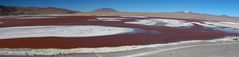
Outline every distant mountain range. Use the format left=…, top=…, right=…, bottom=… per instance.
left=92, top=8, right=118, bottom=12
left=0, top=5, right=79, bottom=15
left=1, top=5, right=237, bottom=19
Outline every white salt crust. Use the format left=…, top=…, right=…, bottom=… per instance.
left=0, top=25, right=135, bottom=39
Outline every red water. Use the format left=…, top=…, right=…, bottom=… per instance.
left=0, top=16, right=235, bottom=49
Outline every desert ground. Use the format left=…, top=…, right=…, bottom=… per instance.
left=0, top=12, right=239, bottom=57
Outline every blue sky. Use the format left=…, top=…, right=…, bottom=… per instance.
left=0, top=0, right=238, bottom=17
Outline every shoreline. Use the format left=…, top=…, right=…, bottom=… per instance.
left=0, top=36, right=238, bottom=56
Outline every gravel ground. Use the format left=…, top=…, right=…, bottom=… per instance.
left=1, top=41, right=238, bottom=57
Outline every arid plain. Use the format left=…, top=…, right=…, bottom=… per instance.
left=0, top=12, right=239, bottom=57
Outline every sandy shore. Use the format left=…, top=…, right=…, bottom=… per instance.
left=138, top=42, right=239, bottom=57
left=0, top=41, right=238, bottom=57
left=0, top=36, right=238, bottom=57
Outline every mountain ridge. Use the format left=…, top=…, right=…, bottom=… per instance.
left=0, top=5, right=79, bottom=15
left=92, top=8, right=118, bottom=12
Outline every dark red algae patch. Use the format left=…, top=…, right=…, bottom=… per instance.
left=0, top=31, right=231, bottom=49
left=0, top=16, right=97, bottom=27
left=0, top=16, right=236, bottom=49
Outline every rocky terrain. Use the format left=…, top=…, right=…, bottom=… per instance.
left=0, top=5, right=78, bottom=15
